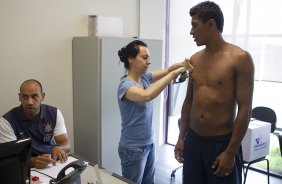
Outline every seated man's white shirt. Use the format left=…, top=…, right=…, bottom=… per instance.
left=54, top=109, right=67, bottom=136
left=0, top=109, right=67, bottom=143
left=0, top=117, right=17, bottom=142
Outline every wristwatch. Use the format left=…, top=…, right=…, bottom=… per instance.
left=54, top=144, right=63, bottom=150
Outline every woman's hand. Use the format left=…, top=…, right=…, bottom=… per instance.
left=172, top=58, right=193, bottom=84
left=172, top=67, right=187, bottom=84
left=182, top=58, right=194, bottom=73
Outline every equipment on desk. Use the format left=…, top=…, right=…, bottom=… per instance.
left=49, top=160, right=87, bottom=184
left=0, top=138, right=32, bottom=184
left=31, top=157, right=133, bottom=184
left=81, top=164, right=135, bottom=184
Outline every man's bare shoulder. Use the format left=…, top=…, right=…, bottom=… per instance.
left=226, top=43, right=252, bottom=61
left=189, top=43, right=253, bottom=66
left=190, top=49, right=204, bottom=64
left=227, top=43, right=254, bottom=78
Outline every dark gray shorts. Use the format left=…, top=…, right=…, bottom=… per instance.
left=183, top=128, right=242, bottom=184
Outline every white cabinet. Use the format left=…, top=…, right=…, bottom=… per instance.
left=72, top=36, right=163, bottom=174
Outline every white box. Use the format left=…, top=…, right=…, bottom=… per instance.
left=242, top=119, right=271, bottom=162
left=88, top=15, right=124, bottom=37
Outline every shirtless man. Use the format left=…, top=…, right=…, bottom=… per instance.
left=174, top=2, right=254, bottom=184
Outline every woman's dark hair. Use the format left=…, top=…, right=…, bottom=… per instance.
left=189, top=1, right=224, bottom=33
left=118, top=40, right=147, bottom=69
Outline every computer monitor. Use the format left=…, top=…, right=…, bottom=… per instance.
left=0, top=138, right=32, bottom=184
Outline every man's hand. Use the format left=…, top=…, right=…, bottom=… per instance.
left=212, top=151, right=235, bottom=177
left=31, top=154, right=55, bottom=169
left=51, top=145, right=68, bottom=165
left=174, top=138, right=185, bottom=163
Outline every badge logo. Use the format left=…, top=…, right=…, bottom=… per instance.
left=43, top=122, right=53, bottom=142
left=254, top=135, right=267, bottom=151
left=44, top=122, right=53, bottom=133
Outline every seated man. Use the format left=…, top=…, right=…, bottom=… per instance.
left=0, top=79, right=71, bottom=169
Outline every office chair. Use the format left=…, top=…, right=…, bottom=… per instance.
left=171, top=118, right=183, bottom=180
left=279, top=133, right=282, bottom=157
left=243, top=106, right=277, bottom=184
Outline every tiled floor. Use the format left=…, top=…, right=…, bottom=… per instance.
left=155, top=144, right=282, bottom=184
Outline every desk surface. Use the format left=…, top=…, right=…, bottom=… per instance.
left=81, top=165, right=132, bottom=184
left=30, top=155, right=134, bottom=184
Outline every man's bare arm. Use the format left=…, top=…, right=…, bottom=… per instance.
left=175, top=77, right=193, bottom=163
left=52, top=133, right=71, bottom=164
left=225, top=51, right=254, bottom=157
left=213, top=51, right=254, bottom=176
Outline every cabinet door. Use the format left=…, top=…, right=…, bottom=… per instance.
left=73, top=37, right=101, bottom=164
left=100, top=37, right=133, bottom=174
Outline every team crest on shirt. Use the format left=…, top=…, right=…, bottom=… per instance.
left=43, top=122, right=53, bottom=142
left=44, top=122, right=53, bottom=133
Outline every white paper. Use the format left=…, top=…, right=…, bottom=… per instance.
left=32, top=156, right=79, bottom=178
left=31, top=156, right=83, bottom=183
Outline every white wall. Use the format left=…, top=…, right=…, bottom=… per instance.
left=139, top=0, right=165, bottom=40
left=0, top=0, right=165, bottom=151
left=139, top=0, right=166, bottom=145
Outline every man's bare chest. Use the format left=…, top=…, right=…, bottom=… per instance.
left=191, top=58, right=235, bottom=87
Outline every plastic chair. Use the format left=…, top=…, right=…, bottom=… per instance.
left=243, top=106, right=277, bottom=184
left=170, top=118, right=183, bottom=180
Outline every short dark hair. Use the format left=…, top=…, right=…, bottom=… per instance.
left=189, top=1, right=224, bottom=33
left=20, top=79, right=43, bottom=93
left=118, top=40, right=147, bottom=69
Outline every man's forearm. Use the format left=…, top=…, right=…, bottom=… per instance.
left=225, top=117, right=249, bottom=156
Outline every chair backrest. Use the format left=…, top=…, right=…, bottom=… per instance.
left=279, top=134, right=282, bottom=157
left=251, top=106, right=277, bottom=133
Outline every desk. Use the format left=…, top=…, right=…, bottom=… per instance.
left=31, top=155, right=134, bottom=184
left=81, top=164, right=135, bottom=184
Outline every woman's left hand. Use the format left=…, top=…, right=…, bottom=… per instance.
left=182, top=58, right=194, bottom=73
